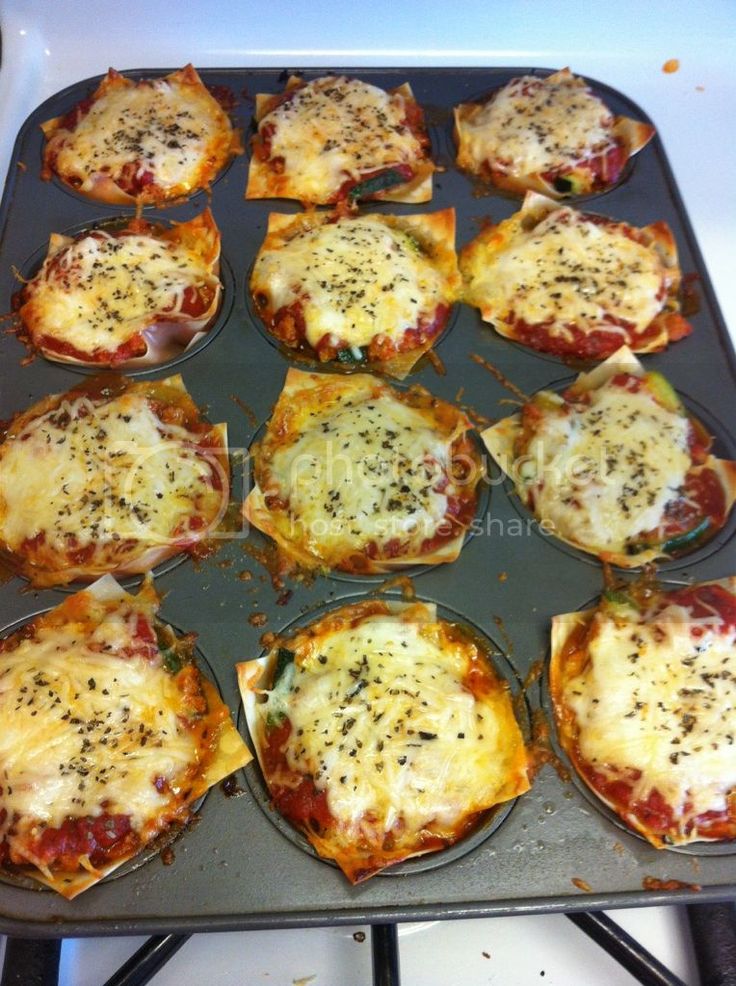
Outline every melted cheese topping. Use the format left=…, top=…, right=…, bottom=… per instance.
left=253, top=216, right=445, bottom=349
left=565, top=604, right=736, bottom=822
left=53, top=78, right=230, bottom=194
left=263, top=614, right=516, bottom=833
left=265, top=393, right=452, bottom=560
left=0, top=618, right=197, bottom=843
left=467, top=208, right=664, bottom=338
left=262, top=76, right=423, bottom=200
left=0, top=392, right=218, bottom=553
left=462, top=74, right=615, bottom=176
left=26, top=232, right=218, bottom=352
left=520, top=383, right=691, bottom=550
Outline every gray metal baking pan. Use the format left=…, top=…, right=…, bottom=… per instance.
left=0, top=67, right=734, bottom=937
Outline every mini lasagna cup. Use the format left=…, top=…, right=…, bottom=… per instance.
left=454, top=68, right=654, bottom=198
left=0, top=575, right=250, bottom=898
left=250, top=208, right=460, bottom=378
left=481, top=347, right=736, bottom=567
left=460, top=192, right=692, bottom=360
left=237, top=599, right=530, bottom=882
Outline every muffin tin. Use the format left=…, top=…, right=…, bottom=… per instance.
left=0, top=66, right=734, bottom=936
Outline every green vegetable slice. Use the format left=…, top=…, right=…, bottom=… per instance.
left=156, top=624, right=183, bottom=674
left=335, top=346, right=366, bottom=365
left=643, top=371, right=683, bottom=414
left=662, top=516, right=711, bottom=555
left=348, top=167, right=408, bottom=202
left=272, top=647, right=295, bottom=689
left=265, top=647, right=296, bottom=729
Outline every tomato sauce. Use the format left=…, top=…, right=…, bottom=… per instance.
left=419, top=491, right=477, bottom=556
left=585, top=765, right=677, bottom=834
left=38, top=332, right=147, bottom=365
left=262, top=718, right=334, bottom=833
left=270, top=301, right=306, bottom=349
left=274, top=301, right=450, bottom=365
left=31, top=813, right=135, bottom=870
left=511, top=317, right=659, bottom=360
left=400, top=99, right=430, bottom=152
left=609, top=373, right=644, bottom=393
left=665, top=583, right=736, bottom=630
left=253, top=121, right=277, bottom=162
left=177, top=284, right=215, bottom=319
left=646, top=468, right=726, bottom=545
left=58, top=95, right=95, bottom=133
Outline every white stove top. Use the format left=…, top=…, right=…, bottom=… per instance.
left=0, top=1, right=733, bottom=982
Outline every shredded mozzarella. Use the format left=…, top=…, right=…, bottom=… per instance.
left=461, top=74, right=615, bottom=176
left=0, top=392, right=219, bottom=553
left=566, top=604, right=736, bottom=823
left=0, top=617, right=196, bottom=843
left=465, top=207, right=665, bottom=336
left=253, top=216, right=445, bottom=349
left=261, top=76, right=423, bottom=201
left=266, top=393, right=453, bottom=558
left=519, top=382, right=691, bottom=550
left=262, top=614, right=519, bottom=833
left=26, top=231, right=218, bottom=352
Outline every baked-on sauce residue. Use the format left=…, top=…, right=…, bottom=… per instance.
left=530, top=708, right=570, bottom=783
left=231, top=394, right=259, bottom=428
left=375, top=574, right=416, bottom=601
left=459, top=401, right=495, bottom=430
left=241, top=540, right=288, bottom=592
left=642, top=877, right=701, bottom=893
left=189, top=501, right=246, bottom=565
left=221, top=774, right=246, bottom=798
left=680, top=272, right=701, bottom=317
left=572, top=877, right=592, bottom=892
left=426, top=348, right=446, bottom=376
left=470, top=353, right=529, bottom=402
left=0, top=553, right=17, bottom=586
left=3, top=305, right=36, bottom=366
left=492, top=614, right=514, bottom=656
left=160, top=846, right=176, bottom=866
left=523, top=659, right=543, bottom=694
left=206, top=84, right=238, bottom=112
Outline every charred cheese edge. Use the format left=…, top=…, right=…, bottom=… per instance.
left=237, top=600, right=529, bottom=881
left=454, top=68, right=654, bottom=197
left=0, top=376, right=228, bottom=586
left=481, top=347, right=736, bottom=567
left=0, top=575, right=250, bottom=898
left=250, top=208, right=459, bottom=372
left=20, top=210, right=221, bottom=366
left=460, top=193, right=683, bottom=354
left=244, top=369, right=480, bottom=573
left=550, top=578, right=736, bottom=847
left=41, top=65, right=242, bottom=205
left=246, top=75, right=434, bottom=204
